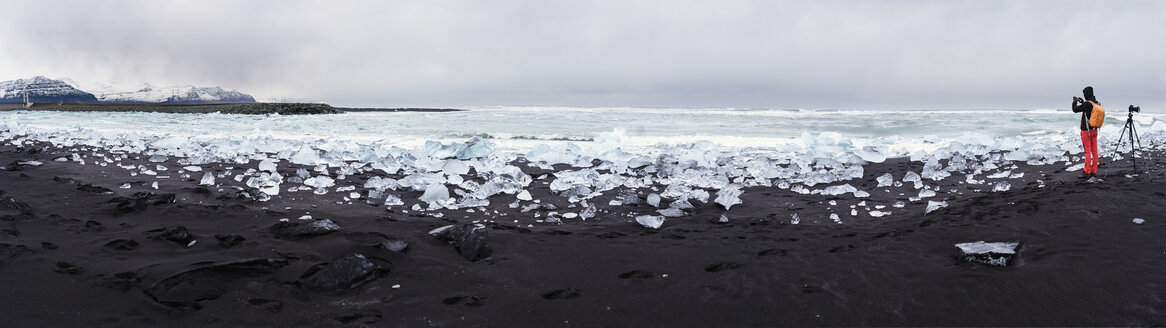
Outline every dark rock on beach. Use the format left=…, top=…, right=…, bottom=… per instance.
left=146, top=226, right=195, bottom=247
left=429, top=223, right=492, bottom=261
left=269, top=219, right=341, bottom=239
left=110, top=192, right=176, bottom=214
left=143, top=258, right=290, bottom=309
left=299, top=253, right=386, bottom=294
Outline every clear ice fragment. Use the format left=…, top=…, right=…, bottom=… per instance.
left=714, top=184, right=743, bottom=210
left=925, top=200, right=948, bottom=215
left=992, top=181, right=1011, bottom=192
left=635, top=215, right=665, bottom=229
left=199, top=172, right=215, bottom=186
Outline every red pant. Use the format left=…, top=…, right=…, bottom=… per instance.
left=1081, top=129, right=1099, bottom=174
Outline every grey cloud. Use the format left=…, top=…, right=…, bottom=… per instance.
left=1, top=0, right=1162, bottom=109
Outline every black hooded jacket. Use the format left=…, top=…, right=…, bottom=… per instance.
left=1072, top=87, right=1099, bottom=131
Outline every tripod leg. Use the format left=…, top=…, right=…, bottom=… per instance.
left=1129, top=120, right=1137, bottom=173
left=1105, top=123, right=1130, bottom=177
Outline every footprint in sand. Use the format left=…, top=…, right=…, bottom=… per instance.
left=441, top=295, right=485, bottom=306
left=618, top=270, right=657, bottom=279
left=542, top=288, right=582, bottom=300
left=333, top=311, right=382, bottom=324
left=103, top=239, right=140, bottom=251
left=705, top=262, right=743, bottom=272
left=246, top=298, right=284, bottom=313
left=757, top=248, right=787, bottom=256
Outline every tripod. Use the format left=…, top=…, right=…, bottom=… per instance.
left=1103, top=110, right=1149, bottom=178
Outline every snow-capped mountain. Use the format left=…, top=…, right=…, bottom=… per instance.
left=97, top=84, right=256, bottom=104
left=0, top=76, right=99, bottom=104
left=1, top=76, right=258, bottom=105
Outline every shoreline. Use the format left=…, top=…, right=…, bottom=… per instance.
left=1, top=137, right=1163, bottom=326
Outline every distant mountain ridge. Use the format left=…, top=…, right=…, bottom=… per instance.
left=0, top=76, right=256, bottom=105
left=0, top=76, right=98, bottom=104
left=96, top=84, right=256, bottom=104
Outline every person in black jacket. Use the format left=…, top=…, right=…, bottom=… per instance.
left=1072, top=86, right=1100, bottom=179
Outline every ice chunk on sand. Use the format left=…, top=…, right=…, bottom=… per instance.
left=182, top=166, right=202, bottom=172
left=580, top=205, right=597, bottom=220
left=902, top=171, right=923, bottom=189
left=854, top=146, right=887, bottom=163
left=869, top=210, right=890, bottom=217
left=1132, top=218, right=1145, bottom=224
left=516, top=190, right=532, bottom=201
left=258, top=159, right=277, bottom=172
left=992, top=181, right=1011, bottom=192
left=955, top=241, right=1020, bottom=266
left=790, top=213, right=800, bottom=225
left=425, top=137, right=495, bottom=159
left=657, top=208, right=686, bottom=217
left=199, top=172, right=215, bottom=186
left=925, top=200, right=948, bottom=215
left=986, top=170, right=1011, bottom=179
left=442, top=159, right=470, bottom=175
left=829, top=213, right=841, bottom=224
left=419, top=184, right=450, bottom=208
left=876, top=173, right=894, bottom=187
left=715, top=184, right=743, bottom=210
left=304, top=176, right=336, bottom=189
left=635, top=215, right=665, bottom=229
left=646, top=193, right=661, bottom=207
left=918, top=189, right=936, bottom=199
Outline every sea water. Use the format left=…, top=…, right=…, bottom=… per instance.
left=3, top=107, right=1163, bottom=155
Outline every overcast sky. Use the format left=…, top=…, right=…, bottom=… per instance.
left=2, top=0, right=1162, bottom=109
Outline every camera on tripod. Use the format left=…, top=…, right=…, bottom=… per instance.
left=1129, top=105, right=1141, bottom=113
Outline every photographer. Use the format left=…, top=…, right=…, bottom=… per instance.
left=1072, top=86, right=1102, bottom=179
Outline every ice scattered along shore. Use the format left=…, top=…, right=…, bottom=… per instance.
left=3, top=113, right=1163, bottom=225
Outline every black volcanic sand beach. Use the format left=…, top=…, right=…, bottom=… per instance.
left=1, top=141, right=1164, bottom=327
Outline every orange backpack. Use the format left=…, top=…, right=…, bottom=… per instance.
left=1088, top=101, right=1105, bottom=128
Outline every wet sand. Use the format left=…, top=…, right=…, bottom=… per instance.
left=1, top=141, right=1163, bottom=327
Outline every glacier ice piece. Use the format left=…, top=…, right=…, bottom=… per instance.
left=876, top=173, right=894, bottom=187
left=656, top=208, right=686, bottom=217
left=384, top=194, right=404, bottom=206
left=790, top=213, right=800, bottom=225
left=419, top=184, right=450, bottom=208
left=182, top=166, right=202, bottom=172
left=635, top=215, right=665, bottom=229
left=829, top=213, right=841, bottom=224
left=304, top=176, right=336, bottom=189
left=364, top=176, right=400, bottom=191
left=258, top=159, right=277, bottom=172
left=646, top=193, right=661, bottom=207
left=955, top=241, right=1020, bottom=266
left=925, top=200, right=948, bottom=215
left=516, top=190, right=532, bottom=201
left=986, top=170, right=1011, bottom=179
left=199, top=172, right=215, bottom=186
left=918, top=189, right=936, bottom=199
left=714, top=184, right=743, bottom=210
left=580, top=205, right=597, bottom=220
left=1132, top=218, right=1145, bottom=224
left=441, top=159, right=470, bottom=175
left=992, top=181, right=1010, bottom=192
left=902, top=171, right=923, bottom=189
